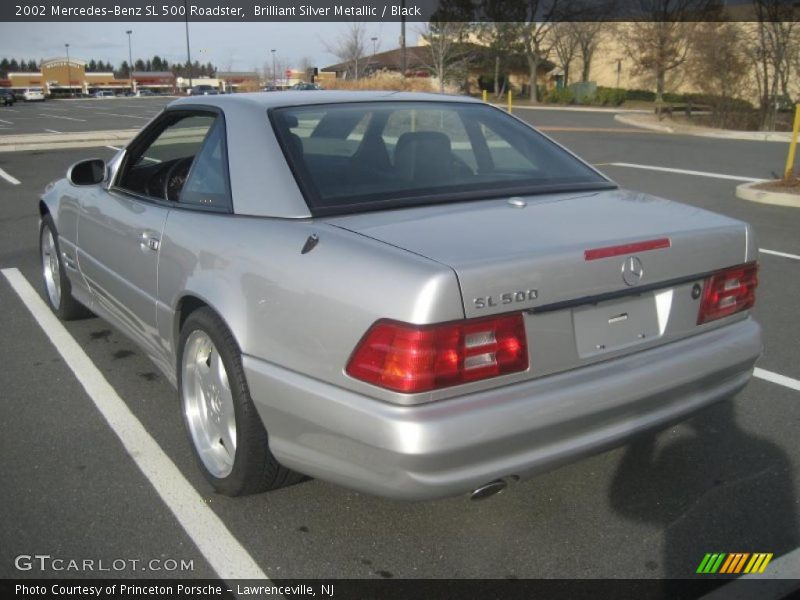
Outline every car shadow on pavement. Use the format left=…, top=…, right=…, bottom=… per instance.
left=608, top=398, right=797, bottom=589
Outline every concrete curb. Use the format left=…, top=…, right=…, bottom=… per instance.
left=491, top=104, right=650, bottom=114
left=736, top=181, right=800, bottom=208
left=613, top=114, right=674, bottom=133
left=0, top=129, right=137, bottom=153
left=615, top=114, right=793, bottom=142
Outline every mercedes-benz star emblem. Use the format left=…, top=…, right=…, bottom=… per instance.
left=622, top=256, right=644, bottom=286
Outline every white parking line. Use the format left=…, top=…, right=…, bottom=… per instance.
left=760, top=248, right=800, bottom=261
left=0, top=267, right=269, bottom=582
left=44, top=128, right=62, bottom=134
left=608, top=162, right=764, bottom=183
left=0, top=118, right=13, bottom=125
left=38, top=113, right=86, bottom=122
left=0, top=167, right=21, bottom=185
left=754, top=368, right=800, bottom=392
left=95, top=112, right=152, bottom=120
left=105, top=145, right=122, bottom=151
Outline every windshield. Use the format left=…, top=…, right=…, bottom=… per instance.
left=270, top=101, right=611, bottom=215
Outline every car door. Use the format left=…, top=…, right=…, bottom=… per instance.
left=76, top=110, right=220, bottom=360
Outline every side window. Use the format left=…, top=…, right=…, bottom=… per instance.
left=180, top=118, right=231, bottom=210
left=116, top=113, right=217, bottom=202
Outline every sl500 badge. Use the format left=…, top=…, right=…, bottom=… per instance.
left=473, top=289, right=538, bottom=309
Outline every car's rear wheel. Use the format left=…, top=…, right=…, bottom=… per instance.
left=40, top=215, right=91, bottom=320
left=178, top=307, right=302, bottom=496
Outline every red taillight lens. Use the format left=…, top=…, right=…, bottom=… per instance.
left=346, top=313, right=529, bottom=393
left=697, top=263, right=758, bottom=325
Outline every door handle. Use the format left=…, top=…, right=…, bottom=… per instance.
left=140, top=233, right=160, bottom=252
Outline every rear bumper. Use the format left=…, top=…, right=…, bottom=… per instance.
left=243, top=317, right=762, bottom=500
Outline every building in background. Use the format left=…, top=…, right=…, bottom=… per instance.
left=0, top=57, right=175, bottom=95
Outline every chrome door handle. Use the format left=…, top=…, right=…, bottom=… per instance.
left=140, top=233, right=160, bottom=251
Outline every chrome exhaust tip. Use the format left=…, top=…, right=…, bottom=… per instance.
left=470, top=479, right=507, bottom=501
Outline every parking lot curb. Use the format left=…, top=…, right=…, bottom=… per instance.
left=615, top=114, right=793, bottom=142
left=614, top=114, right=675, bottom=133
left=0, top=129, right=137, bottom=152
left=736, top=181, right=800, bottom=208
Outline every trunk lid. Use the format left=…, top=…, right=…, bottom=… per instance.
left=326, top=189, right=748, bottom=319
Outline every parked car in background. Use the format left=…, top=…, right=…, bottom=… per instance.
left=189, top=85, right=220, bottom=96
left=261, top=84, right=280, bottom=92
left=22, top=88, right=45, bottom=101
left=91, top=90, right=116, bottom=98
left=291, top=82, right=323, bottom=90
left=136, top=89, right=156, bottom=97
left=39, top=92, right=762, bottom=501
left=0, top=89, right=16, bottom=105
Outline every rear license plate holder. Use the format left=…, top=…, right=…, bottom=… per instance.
left=573, top=293, right=662, bottom=358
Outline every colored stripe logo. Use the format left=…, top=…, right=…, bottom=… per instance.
left=696, top=552, right=773, bottom=574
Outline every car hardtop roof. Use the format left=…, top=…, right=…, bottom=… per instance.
left=167, top=90, right=483, bottom=112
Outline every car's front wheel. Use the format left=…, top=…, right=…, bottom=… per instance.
left=40, top=215, right=91, bottom=320
left=178, top=307, right=302, bottom=496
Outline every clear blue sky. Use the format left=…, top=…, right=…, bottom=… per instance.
left=0, top=21, right=416, bottom=72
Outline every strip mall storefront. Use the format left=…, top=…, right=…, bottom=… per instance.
left=0, top=58, right=175, bottom=95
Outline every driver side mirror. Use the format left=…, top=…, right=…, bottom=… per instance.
left=67, top=158, right=106, bottom=186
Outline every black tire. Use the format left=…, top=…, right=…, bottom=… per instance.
left=177, top=307, right=303, bottom=496
left=39, top=215, right=92, bottom=321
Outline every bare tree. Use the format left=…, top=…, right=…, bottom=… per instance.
left=573, top=22, right=609, bottom=82
left=477, top=1, right=526, bottom=98
left=420, top=21, right=471, bottom=92
left=298, top=56, right=314, bottom=81
left=743, top=0, right=797, bottom=130
left=519, top=0, right=564, bottom=103
left=323, top=22, right=367, bottom=80
left=551, top=22, right=580, bottom=86
left=619, top=0, right=717, bottom=115
left=688, top=22, right=749, bottom=127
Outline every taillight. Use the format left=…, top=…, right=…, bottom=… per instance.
left=697, top=263, right=758, bottom=325
left=346, top=313, right=528, bottom=393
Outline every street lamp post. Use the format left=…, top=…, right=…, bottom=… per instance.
left=126, top=30, right=134, bottom=94
left=65, top=43, right=71, bottom=97
left=184, top=0, right=193, bottom=92
left=271, top=49, right=276, bottom=86
left=370, top=36, right=378, bottom=75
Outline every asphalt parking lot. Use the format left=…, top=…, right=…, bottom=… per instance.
left=0, top=96, right=171, bottom=134
left=0, top=99, right=798, bottom=590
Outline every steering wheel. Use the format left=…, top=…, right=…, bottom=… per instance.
left=163, top=157, right=194, bottom=201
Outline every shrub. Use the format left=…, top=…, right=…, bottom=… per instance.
left=545, top=87, right=575, bottom=104
left=595, top=87, right=626, bottom=106
left=625, top=88, right=656, bottom=102
left=323, top=72, right=436, bottom=93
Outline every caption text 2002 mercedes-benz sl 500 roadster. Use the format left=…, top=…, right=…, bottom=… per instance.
left=39, top=92, right=761, bottom=500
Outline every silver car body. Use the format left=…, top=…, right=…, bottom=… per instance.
left=40, top=92, right=762, bottom=500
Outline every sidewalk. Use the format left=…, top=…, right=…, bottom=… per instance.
left=0, top=129, right=138, bottom=152
left=615, top=113, right=793, bottom=143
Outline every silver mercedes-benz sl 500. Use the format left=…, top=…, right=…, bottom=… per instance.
left=39, top=91, right=762, bottom=500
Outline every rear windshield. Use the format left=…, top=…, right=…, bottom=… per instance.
left=270, top=101, right=611, bottom=215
